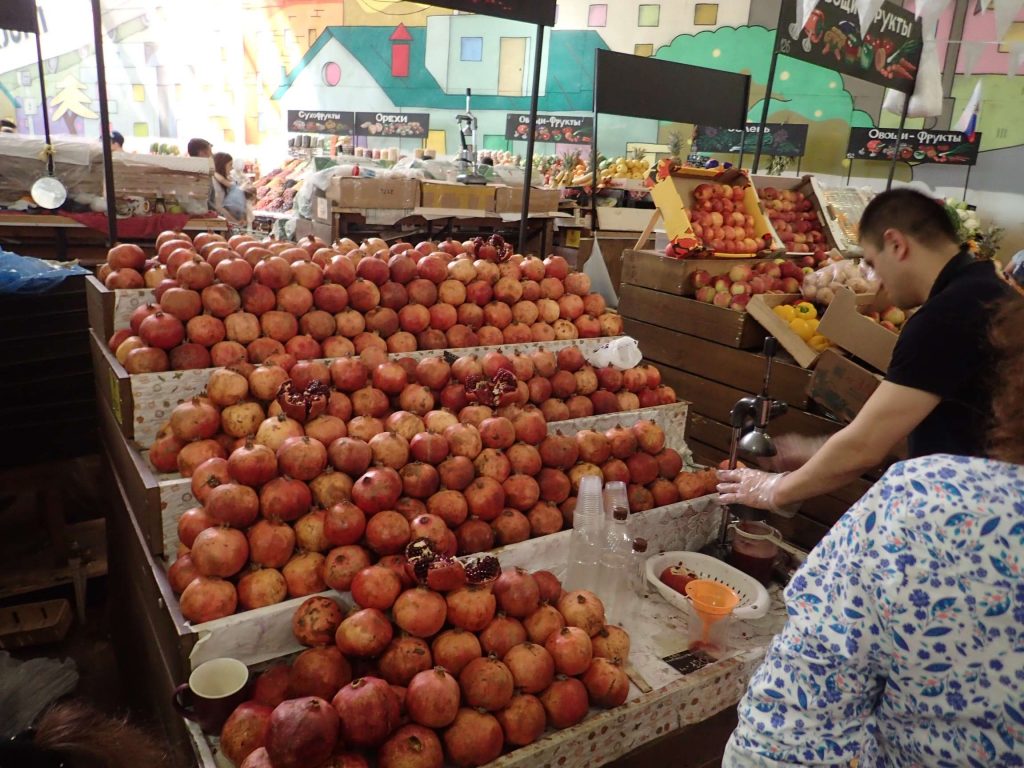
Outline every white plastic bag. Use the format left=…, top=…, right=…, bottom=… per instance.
left=583, top=237, right=619, bottom=309
left=584, top=336, right=642, bottom=370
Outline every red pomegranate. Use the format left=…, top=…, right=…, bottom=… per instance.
left=351, top=566, right=402, bottom=611
left=592, top=625, right=631, bottom=662
left=258, top=476, right=312, bottom=523
left=496, top=693, right=546, bottom=747
left=557, top=590, right=606, bottom=636
left=323, top=545, right=372, bottom=592
left=540, top=675, right=589, bottom=729
left=179, top=576, right=237, bottom=623
left=405, top=667, right=460, bottom=729
left=583, top=657, right=629, bottom=707
left=393, top=587, right=447, bottom=638
left=503, top=641, right=555, bottom=694
left=288, top=645, right=353, bottom=701
left=266, top=697, right=339, bottom=768
left=282, top=552, right=328, bottom=597
left=545, top=625, right=594, bottom=676
left=247, top=520, right=296, bottom=569
left=458, top=656, right=514, bottom=712
left=454, top=519, right=494, bottom=556
left=431, top=629, right=482, bottom=677
left=444, top=585, right=497, bottom=633
left=378, top=724, right=444, bottom=768
left=335, top=608, right=393, bottom=658
left=479, top=614, right=527, bottom=659
left=220, top=701, right=273, bottom=767
left=331, top=677, right=401, bottom=749
left=492, top=567, right=541, bottom=618
left=323, top=501, right=366, bottom=547
left=523, top=603, right=565, bottom=645
left=251, top=665, right=291, bottom=709
left=378, top=636, right=432, bottom=686
left=443, top=708, right=503, bottom=768
left=191, top=526, right=248, bottom=578
left=351, top=466, right=403, bottom=515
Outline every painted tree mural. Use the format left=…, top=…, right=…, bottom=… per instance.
left=50, top=74, right=97, bottom=134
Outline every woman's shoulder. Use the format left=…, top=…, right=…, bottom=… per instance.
left=882, top=453, right=1023, bottom=491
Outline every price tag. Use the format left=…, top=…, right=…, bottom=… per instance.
left=662, top=648, right=715, bottom=676
left=566, top=229, right=581, bottom=248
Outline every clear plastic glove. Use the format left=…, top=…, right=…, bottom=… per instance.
left=716, top=469, right=800, bottom=517
left=766, top=433, right=828, bottom=472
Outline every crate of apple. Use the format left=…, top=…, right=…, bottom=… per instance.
left=690, top=260, right=808, bottom=313
left=689, top=183, right=768, bottom=255
left=760, top=187, right=826, bottom=254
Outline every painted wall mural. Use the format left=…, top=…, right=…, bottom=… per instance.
left=1, top=0, right=1024, bottom=249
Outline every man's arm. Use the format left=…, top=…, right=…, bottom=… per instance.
left=719, top=382, right=938, bottom=511
left=772, top=381, right=938, bottom=506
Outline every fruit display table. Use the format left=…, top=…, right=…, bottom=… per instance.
left=177, top=515, right=787, bottom=768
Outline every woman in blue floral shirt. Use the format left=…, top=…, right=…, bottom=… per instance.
left=725, top=296, right=1024, bottom=767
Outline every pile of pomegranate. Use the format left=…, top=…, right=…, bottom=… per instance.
left=101, top=232, right=625, bottom=374
left=218, top=563, right=632, bottom=768
left=165, top=352, right=690, bottom=622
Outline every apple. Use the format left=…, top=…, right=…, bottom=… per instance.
left=880, top=320, right=898, bottom=332
left=712, top=291, right=732, bottom=308
left=695, top=285, right=717, bottom=303
left=728, top=265, right=752, bottom=283
left=729, top=294, right=751, bottom=311
left=881, top=307, right=906, bottom=326
left=660, top=564, right=697, bottom=595
left=713, top=276, right=731, bottom=293
left=730, top=281, right=751, bottom=296
left=749, top=276, right=768, bottom=294
left=802, top=267, right=814, bottom=275
left=691, top=270, right=713, bottom=290
left=780, top=277, right=801, bottom=293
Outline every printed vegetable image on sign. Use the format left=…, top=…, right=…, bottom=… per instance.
left=846, top=127, right=982, bottom=165
left=504, top=114, right=594, bottom=145
left=355, top=112, right=430, bottom=138
left=694, top=124, right=808, bottom=157
left=777, top=0, right=922, bottom=94
left=287, top=110, right=355, bottom=135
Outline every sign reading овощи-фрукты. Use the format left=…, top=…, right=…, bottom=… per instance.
left=777, top=0, right=923, bottom=94
left=846, top=127, right=982, bottom=165
left=504, top=114, right=594, bottom=145
left=287, top=110, right=355, bottom=135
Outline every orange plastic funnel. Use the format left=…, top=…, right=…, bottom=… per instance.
left=685, top=579, right=739, bottom=647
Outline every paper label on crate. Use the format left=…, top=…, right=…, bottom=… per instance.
left=662, top=648, right=717, bottom=676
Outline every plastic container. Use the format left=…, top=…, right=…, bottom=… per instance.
left=596, top=505, right=632, bottom=624
left=645, top=551, right=770, bottom=620
left=728, top=520, right=781, bottom=585
left=632, top=537, right=650, bottom=598
left=603, top=481, right=628, bottom=530
left=685, top=579, right=739, bottom=657
left=564, top=475, right=604, bottom=591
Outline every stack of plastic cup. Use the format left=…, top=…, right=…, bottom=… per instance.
left=564, top=475, right=605, bottom=591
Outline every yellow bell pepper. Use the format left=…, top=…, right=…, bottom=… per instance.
left=808, top=334, right=831, bottom=352
left=794, top=302, right=818, bottom=320
left=773, top=304, right=797, bottom=322
left=789, top=318, right=815, bottom=341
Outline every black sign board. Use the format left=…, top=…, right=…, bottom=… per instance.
left=594, top=50, right=750, bottom=127
left=846, top=127, right=982, bottom=165
left=777, top=0, right=922, bottom=94
left=355, top=111, right=430, bottom=138
left=287, top=110, right=355, bottom=135
left=695, top=123, right=808, bottom=157
left=505, top=114, right=593, bottom=144
left=0, top=0, right=38, bottom=33
left=423, top=0, right=556, bottom=26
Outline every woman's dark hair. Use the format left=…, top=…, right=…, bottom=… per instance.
left=858, top=188, right=959, bottom=249
left=213, top=151, right=233, bottom=177
left=989, top=297, right=1024, bottom=465
left=187, top=137, right=212, bottom=157
left=0, top=701, right=168, bottom=768
left=110, top=131, right=124, bottom=147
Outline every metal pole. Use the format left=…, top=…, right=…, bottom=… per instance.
left=846, top=159, right=853, bottom=185
left=590, top=49, right=600, bottom=234
left=886, top=96, right=911, bottom=190
left=91, top=0, right=118, bottom=244
left=752, top=12, right=784, bottom=174
left=518, top=24, right=546, bottom=253
left=32, top=32, right=54, bottom=176
left=962, top=164, right=972, bottom=201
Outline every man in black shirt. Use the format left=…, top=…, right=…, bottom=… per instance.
left=719, top=188, right=1017, bottom=513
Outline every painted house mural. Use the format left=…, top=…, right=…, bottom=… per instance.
left=2, top=0, right=1024, bottom=248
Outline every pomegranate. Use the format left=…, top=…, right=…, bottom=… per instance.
left=591, top=625, right=631, bottom=663
left=237, top=566, right=287, bottom=610
left=149, top=431, right=184, bottom=473
left=398, top=667, right=460, bottom=731
left=190, top=458, right=230, bottom=505
left=323, top=545, right=372, bottom=592
left=616, top=390, right=640, bottom=411
left=248, top=520, right=296, bottom=568
left=259, top=476, right=312, bottom=523
left=282, top=551, right=327, bottom=597
left=491, top=508, right=530, bottom=546
left=276, top=436, right=328, bottom=481
left=540, top=675, right=589, bottom=729
left=539, top=398, right=570, bottom=422
left=389, top=588, right=444, bottom=640
left=180, top=576, right=237, bottom=623
left=583, top=657, right=629, bottom=707
left=352, top=467, right=403, bottom=515
left=378, top=724, right=444, bottom=768
left=168, top=554, right=199, bottom=594
left=176, top=439, right=226, bottom=477
left=479, top=614, right=527, bottom=658
left=431, top=629, right=482, bottom=677
left=528, top=501, right=563, bottom=537
left=347, top=415, right=384, bottom=443
left=454, top=519, right=494, bottom=555
left=445, top=585, right=496, bottom=633
left=463, top=476, right=504, bottom=522
left=252, top=665, right=291, bottom=708
left=266, top=697, right=339, bottom=768
left=288, top=645, right=353, bottom=701
left=369, top=432, right=410, bottom=470
left=105, top=268, right=145, bottom=289
left=492, top=568, right=541, bottom=618
left=294, top=509, right=330, bottom=553
left=540, top=432, right=579, bottom=470
left=351, top=566, right=402, bottom=611
left=626, top=452, right=659, bottom=485
left=537, top=467, right=571, bottom=504
left=225, top=440, right=276, bottom=487
left=379, top=636, right=432, bottom=686
left=365, top=511, right=411, bottom=555
left=443, top=708, right=503, bottom=768
left=523, top=603, right=565, bottom=645
left=458, top=656, right=513, bottom=712
left=205, top=483, right=259, bottom=528
left=650, top=477, right=681, bottom=506
left=545, top=626, right=593, bottom=676
left=423, top=490, right=467, bottom=529
left=221, top=702, right=273, bottom=767
left=568, top=462, right=603, bottom=493
left=332, top=677, right=401, bottom=749
left=471, top=449, right=509, bottom=484
left=532, top=570, right=562, bottom=604
left=255, top=414, right=304, bottom=453
left=627, top=483, right=655, bottom=513
left=497, top=693, right=546, bottom=748
left=633, top=419, right=666, bottom=454
left=335, top=608, right=393, bottom=658
left=503, top=642, right=554, bottom=695
left=321, top=501, right=364, bottom=547
left=190, top=526, right=248, bottom=578
left=557, top=590, right=606, bottom=636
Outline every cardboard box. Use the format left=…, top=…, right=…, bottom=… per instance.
left=618, top=284, right=766, bottom=349
left=419, top=181, right=496, bottom=212
left=327, top=176, right=420, bottom=209
left=494, top=185, right=561, bottom=214
left=817, top=287, right=898, bottom=372
left=749, top=174, right=841, bottom=256
left=596, top=207, right=656, bottom=232
left=808, top=348, right=881, bottom=423
left=746, top=293, right=820, bottom=368
left=641, top=167, right=785, bottom=256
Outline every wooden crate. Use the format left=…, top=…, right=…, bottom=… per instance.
left=621, top=249, right=794, bottom=297
left=0, top=599, right=73, bottom=649
left=619, top=284, right=766, bottom=349
left=85, top=274, right=154, bottom=344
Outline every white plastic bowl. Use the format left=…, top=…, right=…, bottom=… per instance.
left=645, top=551, right=771, bottom=620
